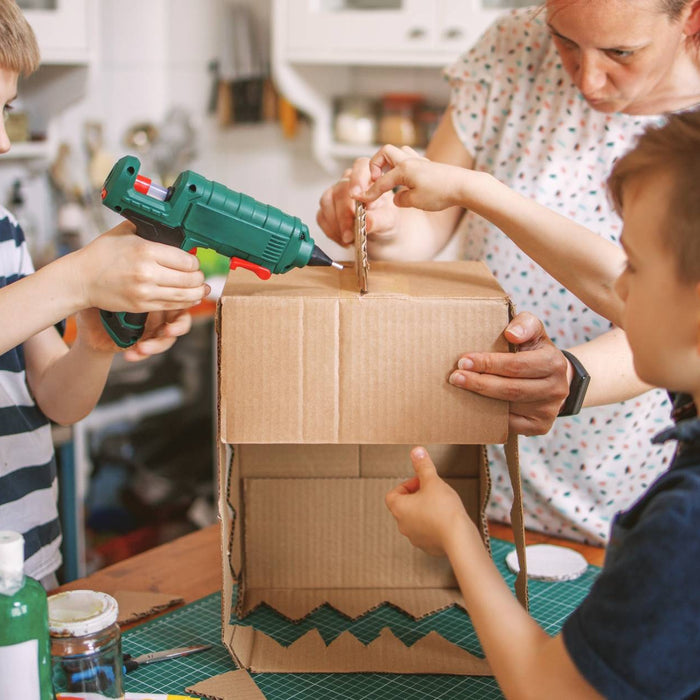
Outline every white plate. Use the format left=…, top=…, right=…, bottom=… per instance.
left=506, top=544, right=588, bottom=582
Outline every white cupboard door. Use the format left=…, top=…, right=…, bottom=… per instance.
left=286, top=0, right=435, bottom=61
left=19, top=0, right=89, bottom=64
left=437, top=0, right=495, bottom=55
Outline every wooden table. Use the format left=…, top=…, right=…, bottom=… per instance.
left=54, top=521, right=604, bottom=627
left=53, top=524, right=221, bottom=629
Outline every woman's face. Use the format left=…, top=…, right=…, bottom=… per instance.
left=546, top=0, right=693, bottom=113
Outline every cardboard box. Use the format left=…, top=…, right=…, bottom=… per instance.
left=217, top=261, right=527, bottom=676
left=219, top=261, right=510, bottom=444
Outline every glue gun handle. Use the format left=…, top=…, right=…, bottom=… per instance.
left=99, top=309, right=148, bottom=349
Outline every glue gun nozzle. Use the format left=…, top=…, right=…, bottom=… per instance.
left=308, top=244, right=342, bottom=270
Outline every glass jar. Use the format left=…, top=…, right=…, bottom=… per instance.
left=378, top=93, right=425, bottom=147
left=48, top=590, right=123, bottom=699
left=334, top=95, right=378, bottom=146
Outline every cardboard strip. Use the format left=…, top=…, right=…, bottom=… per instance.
left=239, top=626, right=491, bottom=675
left=505, top=432, right=529, bottom=609
left=354, top=201, right=369, bottom=294
left=503, top=299, right=528, bottom=609
left=243, top=588, right=465, bottom=621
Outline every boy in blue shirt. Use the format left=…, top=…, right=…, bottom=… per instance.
left=0, top=0, right=208, bottom=586
left=366, top=112, right=700, bottom=698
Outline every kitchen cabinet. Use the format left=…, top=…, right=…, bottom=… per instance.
left=18, top=0, right=91, bottom=65
left=283, top=0, right=496, bottom=66
left=2, top=1, right=94, bottom=165
left=272, top=0, right=526, bottom=171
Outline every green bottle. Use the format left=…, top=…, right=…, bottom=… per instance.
left=0, top=531, right=54, bottom=699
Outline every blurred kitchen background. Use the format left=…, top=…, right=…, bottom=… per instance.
left=7, top=0, right=530, bottom=581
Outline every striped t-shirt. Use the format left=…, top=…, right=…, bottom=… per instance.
left=0, top=206, right=62, bottom=580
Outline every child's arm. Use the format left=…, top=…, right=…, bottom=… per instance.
left=3, top=221, right=207, bottom=424
left=24, top=308, right=192, bottom=425
left=359, top=145, right=626, bottom=327
left=0, top=221, right=206, bottom=356
left=386, top=447, right=603, bottom=700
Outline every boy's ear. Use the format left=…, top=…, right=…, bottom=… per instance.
left=685, top=0, right=700, bottom=37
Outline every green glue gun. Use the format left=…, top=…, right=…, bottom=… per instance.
left=100, top=155, right=342, bottom=348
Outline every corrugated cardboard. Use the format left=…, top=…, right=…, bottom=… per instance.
left=219, top=262, right=510, bottom=444
left=217, top=261, right=527, bottom=677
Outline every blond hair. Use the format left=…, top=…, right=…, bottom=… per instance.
left=608, top=109, right=700, bottom=284
left=0, top=0, right=39, bottom=77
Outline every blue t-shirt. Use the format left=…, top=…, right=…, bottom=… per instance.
left=563, top=399, right=700, bottom=699
left=0, top=207, right=62, bottom=579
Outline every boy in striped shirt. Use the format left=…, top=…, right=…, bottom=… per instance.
left=0, top=0, right=208, bottom=587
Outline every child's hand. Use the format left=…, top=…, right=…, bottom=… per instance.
left=358, top=145, right=467, bottom=212
left=70, top=221, right=208, bottom=312
left=75, top=307, right=194, bottom=361
left=121, top=308, right=193, bottom=361
left=385, top=446, right=473, bottom=557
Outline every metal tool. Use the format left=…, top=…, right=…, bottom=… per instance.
left=354, top=200, right=369, bottom=294
left=123, top=643, right=213, bottom=673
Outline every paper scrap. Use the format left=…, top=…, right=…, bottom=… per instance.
left=114, top=590, right=184, bottom=625
left=187, top=669, right=264, bottom=700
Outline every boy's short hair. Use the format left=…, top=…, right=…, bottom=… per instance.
left=0, top=0, right=40, bottom=77
left=608, top=109, right=700, bottom=285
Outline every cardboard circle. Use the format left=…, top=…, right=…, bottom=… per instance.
left=506, top=544, right=588, bottom=582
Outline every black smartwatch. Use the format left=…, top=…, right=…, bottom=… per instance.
left=558, top=350, right=591, bottom=417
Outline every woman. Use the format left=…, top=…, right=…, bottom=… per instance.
left=316, top=0, right=700, bottom=544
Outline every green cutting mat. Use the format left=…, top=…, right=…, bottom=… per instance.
left=123, top=539, right=600, bottom=699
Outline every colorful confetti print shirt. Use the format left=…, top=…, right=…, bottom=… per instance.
left=445, top=8, right=674, bottom=544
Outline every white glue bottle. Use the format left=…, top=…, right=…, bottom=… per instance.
left=0, top=530, right=54, bottom=699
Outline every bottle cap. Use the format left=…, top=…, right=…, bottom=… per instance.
left=0, top=530, right=24, bottom=576
left=48, top=590, right=119, bottom=637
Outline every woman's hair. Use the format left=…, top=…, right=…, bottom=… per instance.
left=659, top=0, right=700, bottom=46
left=608, top=109, right=700, bottom=284
left=659, top=0, right=693, bottom=19
left=0, top=0, right=40, bottom=77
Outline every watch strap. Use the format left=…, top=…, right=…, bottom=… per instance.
left=559, top=350, right=591, bottom=417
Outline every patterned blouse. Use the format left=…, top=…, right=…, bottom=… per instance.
left=445, top=7, right=674, bottom=544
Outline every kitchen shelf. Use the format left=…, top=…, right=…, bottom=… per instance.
left=4, top=142, right=51, bottom=161
left=272, top=0, right=508, bottom=172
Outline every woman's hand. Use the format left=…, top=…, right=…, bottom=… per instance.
left=448, top=312, right=570, bottom=436
left=316, top=159, right=401, bottom=246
